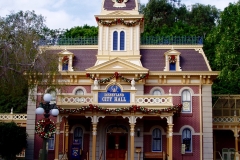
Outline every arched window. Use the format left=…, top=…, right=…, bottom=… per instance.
left=113, top=31, right=118, bottom=50
left=112, top=30, right=125, bottom=51
left=74, top=127, right=83, bottom=147
left=182, top=128, right=192, bottom=152
left=75, top=89, right=84, bottom=95
left=152, top=128, right=162, bottom=151
left=181, top=89, right=191, bottom=112
left=120, top=31, right=125, bottom=50
left=48, top=90, right=56, bottom=101
left=153, top=89, right=161, bottom=95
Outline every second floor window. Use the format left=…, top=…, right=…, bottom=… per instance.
left=182, top=89, right=191, bottom=113
left=113, top=30, right=125, bottom=51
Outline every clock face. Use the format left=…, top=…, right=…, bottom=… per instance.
left=182, top=102, right=191, bottom=112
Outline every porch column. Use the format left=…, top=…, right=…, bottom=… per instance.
left=164, top=115, right=173, bottom=160
left=234, top=126, right=239, bottom=159
left=166, top=129, right=169, bottom=156
left=123, top=115, right=142, bottom=160
left=63, top=120, right=69, bottom=160
left=54, top=122, right=61, bottom=160
left=86, top=115, right=104, bottom=160
left=168, top=124, right=174, bottom=160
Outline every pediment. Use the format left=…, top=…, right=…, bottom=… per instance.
left=58, top=49, right=74, bottom=56
left=86, top=58, right=148, bottom=74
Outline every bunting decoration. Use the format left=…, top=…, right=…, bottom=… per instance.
left=86, top=72, right=149, bottom=83
left=95, top=17, right=144, bottom=27
left=57, top=104, right=182, bottom=114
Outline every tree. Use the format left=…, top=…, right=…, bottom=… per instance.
left=204, top=1, right=240, bottom=94
left=0, top=11, right=60, bottom=113
left=141, top=0, right=220, bottom=36
left=62, top=24, right=98, bottom=38
left=0, top=122, right=28, bottom=160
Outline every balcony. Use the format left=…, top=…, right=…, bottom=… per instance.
left=57, top=94, right=173, bottom=109
left=213, top=95, right=240, bottom=124
left=0, top=113, right=27, bottom=127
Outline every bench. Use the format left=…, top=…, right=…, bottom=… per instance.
left=144, top=152, right=166, bottom=160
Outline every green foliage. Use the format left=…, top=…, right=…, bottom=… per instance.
left=0, top=11, right=61, bottom=112
left=205, top=1, right=240, bottom=94
left=141, top=0, right=220, bottom=36
left=0, top=122, right=28, bottom=160
left=62, top=24, right=98, bottom=38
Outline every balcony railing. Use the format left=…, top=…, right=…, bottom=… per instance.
left=57, top=94, right=173, bottom=108
left=0, top=113, right=27, bottom=121
left=39, top=36, right=203, bottom=46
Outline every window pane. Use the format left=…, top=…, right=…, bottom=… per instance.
left=152, top=128, right=161, bottom=151
left=153, top=90, right=161, bottom=95
left=74, top=127, right=83, bottom=146
left=113, top=31, right=118, bottom=50
left=170, top=63, right=176, bottom=71
left=182, top=129, right=191, bottom=152
left=182, top=90, right=190, bottom=101
left=48, top=135, right=54, bottom=150
left=75, top=89, right=84, bottom=95
left=120, top=31, right=125, bottom=50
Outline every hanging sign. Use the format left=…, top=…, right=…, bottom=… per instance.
left=181, top=144, right=186, bottom=154
left=98, top=85, right=130, bottom=103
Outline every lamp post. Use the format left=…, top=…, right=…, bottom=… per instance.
left=35, top=93, right=59, bottom=160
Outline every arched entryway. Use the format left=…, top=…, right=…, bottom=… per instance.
left=106, top=124, right=128, bottom=160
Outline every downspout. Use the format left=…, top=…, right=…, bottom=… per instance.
left=200, top=75, right=203, bottom=160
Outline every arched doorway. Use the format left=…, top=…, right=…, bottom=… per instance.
left=106, top=124, right=128, bottom=160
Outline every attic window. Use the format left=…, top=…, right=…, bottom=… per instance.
left=58, top=50, right=74, bottom=71
left=164, top=50, right=182, bottom=71
left=62, top=56, right=69, bottom=70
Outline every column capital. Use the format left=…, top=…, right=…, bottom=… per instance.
left=161, top=115, right=173, bottom=124
left=123, top=115, right=142, bottom=124
left=86, top=115, right=105, bottom=124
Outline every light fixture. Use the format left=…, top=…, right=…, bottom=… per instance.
left=35, top=93, right=59, bottom=160
left=137, top=128, right=140, bottom=137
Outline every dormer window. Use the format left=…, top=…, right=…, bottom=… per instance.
left=169, top=55, right=176, bottom=71
left=58, top=50, right=74, bottom=71
left=164, top=49, right=182, bottom=71
left=113, top=30, right=125, bottom=51
left=62, top=56, right=69, bottom=70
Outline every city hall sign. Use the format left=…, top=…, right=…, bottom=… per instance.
left=98, top=85, right=130, bottom=103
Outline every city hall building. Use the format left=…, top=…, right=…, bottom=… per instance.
left=25, top=0, right=219, bottom=160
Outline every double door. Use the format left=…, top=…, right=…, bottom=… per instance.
left=106, top=133, right=128, bottom=160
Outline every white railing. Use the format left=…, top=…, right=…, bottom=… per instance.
left=135, top=95, right=172, bottom=105
left=0, top=113, right=27, bottom=121
left=213, top=116, right=237, bottom=123
left=58, top=95, right=93, bottom=104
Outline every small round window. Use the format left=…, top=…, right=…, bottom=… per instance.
left=153, top=89, right=161, bottom=95
left=75, top=89, right=84, bottom=95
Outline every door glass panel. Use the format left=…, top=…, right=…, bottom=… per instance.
left=119, top=135, right=126, bottom=149
left=108, top=135, right=115, bottom=149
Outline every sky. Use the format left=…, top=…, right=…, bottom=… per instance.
left=0, top=0, right=237, bottom=30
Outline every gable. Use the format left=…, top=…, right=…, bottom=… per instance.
left=86, top=58, right=148, bottom=73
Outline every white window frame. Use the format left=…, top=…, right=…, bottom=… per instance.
left=112, top=29, right=126, bottom=51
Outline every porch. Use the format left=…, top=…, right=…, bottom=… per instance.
left=213, top=95, right=240, bottom=160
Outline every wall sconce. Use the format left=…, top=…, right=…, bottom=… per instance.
left=137, top=128, right=140, bottom=137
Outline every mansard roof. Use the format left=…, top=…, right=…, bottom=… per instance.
left=140, top=49, right=210, bottom=71
left=47, top=47, right=210, bottom=72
